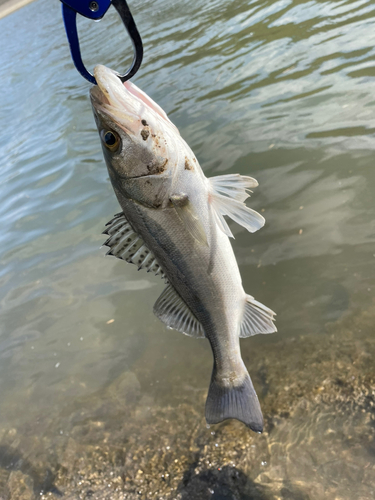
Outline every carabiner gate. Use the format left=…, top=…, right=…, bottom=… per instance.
left=61, top=0, right=143, bottom=85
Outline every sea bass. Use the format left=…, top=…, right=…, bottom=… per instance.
left=90, top=65, right=276, bottom=432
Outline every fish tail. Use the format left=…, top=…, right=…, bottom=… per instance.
left=205, top=364, right=263, bottom=433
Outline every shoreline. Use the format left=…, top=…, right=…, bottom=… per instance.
left=0, top=0, right=36, bottom=20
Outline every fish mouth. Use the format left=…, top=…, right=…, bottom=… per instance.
left=90, top=65, right=178, bottom=135
left=90, top=66, right=138, bottom=135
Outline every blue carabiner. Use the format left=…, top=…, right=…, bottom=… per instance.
left=61, top=0, right=143, bottom=85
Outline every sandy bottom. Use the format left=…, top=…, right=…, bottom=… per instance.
left=0, top=0, right=35, bottom=20
left=0, top=301, right=374, bottom=499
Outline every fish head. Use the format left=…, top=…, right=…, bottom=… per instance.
left=90, top=65, right=179, bottom=187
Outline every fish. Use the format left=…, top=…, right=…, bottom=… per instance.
left=90, top=65, right=277, bottom=432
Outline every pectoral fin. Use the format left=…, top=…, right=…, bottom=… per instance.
left=103, top=213, right=166, bottom=279
left=240, top=294, right=277, bottom=337
left=209, top=174, right=258, bottom=201
left=208, top=174, right=265, bottom=238
left=153, top=284, right=205, bottom=338
left=170, top=193, right=208, bottom=246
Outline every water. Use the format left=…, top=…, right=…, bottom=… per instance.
left=0, top=0, right=374, bottom=498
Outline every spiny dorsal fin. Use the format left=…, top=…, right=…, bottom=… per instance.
left=208, top=174, right=265, bottom=238
left=153, top=284, right=205, bottom=338
left=240, top=294, right=277, bottom=338
left=103, top=213, right=166, bottom=279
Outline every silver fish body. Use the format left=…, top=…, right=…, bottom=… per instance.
left=91, top=65, right=276, bottom=432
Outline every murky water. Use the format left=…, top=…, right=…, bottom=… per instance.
left=0, top=0, right=374, bottom=498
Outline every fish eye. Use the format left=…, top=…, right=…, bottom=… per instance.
left=101, top=130, right=120, bottom=151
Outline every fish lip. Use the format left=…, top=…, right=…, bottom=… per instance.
left=91, top=64, right=179, bottom=135
left=90, top=84, right=109, bottom=107
left=90, top=65, right=142, bottom=135
left=90, top=84, right=136, bottom=136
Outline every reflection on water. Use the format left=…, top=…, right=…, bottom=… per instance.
left=0, top=0, right=374, bottom=498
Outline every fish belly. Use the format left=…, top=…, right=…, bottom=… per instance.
left=119, top=195, right=243, bottom=331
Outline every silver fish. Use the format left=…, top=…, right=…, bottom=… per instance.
left=90, top=65, right=276, bottom=432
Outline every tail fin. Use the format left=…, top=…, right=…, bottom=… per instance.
left=205, top=367, right=263, bottom=433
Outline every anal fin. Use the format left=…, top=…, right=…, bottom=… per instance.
left=153, top=284, right=205, bottom=338
left=240, top=295, right=277, bottom=337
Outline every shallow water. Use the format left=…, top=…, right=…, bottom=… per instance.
left=0, top=0, right=374, bottom=498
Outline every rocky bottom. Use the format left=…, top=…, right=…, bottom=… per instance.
left=0, top=303, right=374, bottom=500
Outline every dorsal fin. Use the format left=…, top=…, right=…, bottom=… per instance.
left=153, top=284, right=205, bottom=338
left=208, top=174, right=265, bottom=238
left=240, top=295, right=277, bottom=337
left=103, top=213, right=166, bottom=279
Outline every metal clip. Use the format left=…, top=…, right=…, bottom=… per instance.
left=61, top=0, right=143, bottom=84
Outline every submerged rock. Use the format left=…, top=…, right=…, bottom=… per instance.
left=8, top=471, right=34, bottom=500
